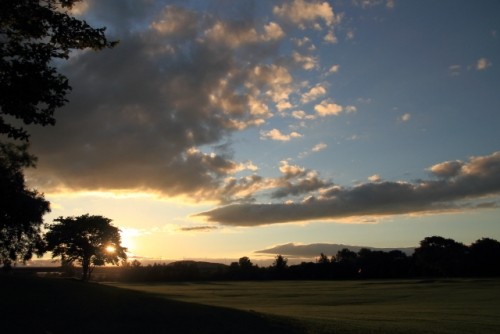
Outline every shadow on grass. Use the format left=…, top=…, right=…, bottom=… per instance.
left=0, top=275, right=308, bottom=334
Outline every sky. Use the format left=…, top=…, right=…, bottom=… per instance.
left=26, top=0, right=500, bottom=264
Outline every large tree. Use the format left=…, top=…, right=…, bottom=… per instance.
left=469, top=238, right=500, bottom=277
left=0, top=142, right=50, bottom=267
left=45, top=214, right=127, bottom=280
left=0, top=0, right=117, bottom=141
left=413, top=236, right=468, bottom=277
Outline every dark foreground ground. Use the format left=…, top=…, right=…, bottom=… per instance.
left=0, top=275, right=306, bottom=334
left=3, top=275, right=500, bottom=334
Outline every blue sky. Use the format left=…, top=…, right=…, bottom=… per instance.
left=28, top=0, right=500, bottom=263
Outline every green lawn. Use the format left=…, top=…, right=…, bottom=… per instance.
left=110, top=279, right=500, bottom=334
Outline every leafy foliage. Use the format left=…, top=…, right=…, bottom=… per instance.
left=413, top=236, right=469, bottom=276
left=0, top=142, right=50, bottom=266
left=469, top=238, right=500, bottom=276
left=45, top=214, right=127, bottom=280
left=0, top=0, right=117, bottom=140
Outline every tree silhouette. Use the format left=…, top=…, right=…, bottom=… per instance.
left=469, top=238, right=500, bottom=276
left=45, top=214, right=127, bottom=280
left=413, top=236, right=468, bottom=277
left=317, top=253, right=330, bottom=265
left=271, top=254, right=288, bottom=279
left=316, top=253, right=332, bottom=279
left=272, top=254, right=288, bottom=270
left=238, top=256, right=253, bottom=269
left=0, top=143, right=50, bottom=268
left=0, top=0, right=117, bottom=141
left=334, top=248, right=358, bottom=278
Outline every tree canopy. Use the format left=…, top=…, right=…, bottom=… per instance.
left=413, top=236, right=468, bottom=277
left=45, top=214, right=127, bottom=280
left=0, top=142, right=50, bottom=267
left=0, top=0, right=117, bottom=140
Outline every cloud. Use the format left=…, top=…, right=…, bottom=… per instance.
left=279, top=160, right=306, bottom=179
left=324, top=30, right=338, bottom=43
left=292, top=110, right=316, bottom=120
left=260, top=129, right=303, bottom=141
left=195, top=152, right=500, bottom=226
left=328, top=64, right=340, bottom=74
left=273, top=0, right=335, bottom=28
left=314, top=100, right=343, bottom=116
left=301, top=84, right=327, bottom=103
left=476, top=58, right=492, bottom=71
left=353, top=0, right=396, bottom=9
left=345, top=105, right=357, bottom=113
left=368, top=174, right=381, bottom=182
left=24, top=2, right=302, bottom=202
left=255, top=243, right=414, bottom=257
left=428, top=160, right=463, bottom=178
left=292, top=51, right=318, bottom=70
left=293, top=37, right=316, bottom=51
left=270, top=173, right=332, bottom=199
left=399, top=113, right=411, bottom=122
left=276, top=101, right=293, bottom=112
left=204, top=20, right=284, bottom=47
left=299, top=143, right=327, bottom=158
left=179, top=225, right=218, bottom=232
left=69, top=1, right=89, bottom=15
left=150, top=6, right=198, bottom=38
left=312, top=143, right=327, bottom=152
left=257, top=161, right=332, bottom=199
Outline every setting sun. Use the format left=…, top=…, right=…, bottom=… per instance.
left=105, top=245, right=116, bottom=253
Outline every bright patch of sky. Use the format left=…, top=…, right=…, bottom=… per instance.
left=29, top=0, right=500, bottom=262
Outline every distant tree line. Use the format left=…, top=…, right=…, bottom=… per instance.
left=115, top=236, right=500, bottom=282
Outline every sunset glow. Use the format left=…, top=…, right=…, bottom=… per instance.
left=105, top=245, right=116, bottom=254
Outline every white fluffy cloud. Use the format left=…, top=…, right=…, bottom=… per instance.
left=301, top=84, right=327, bottom=103
left=293, top=51, right=318, bottom=70
left=260, top=129, right=303, bottom=141
left=314, top=100, right=343, bottom=116
left=273, top=0, right=335, bottom=28
left=204, top=21, right=284, bottom=47
left=312, top=143, right=327, bottom=152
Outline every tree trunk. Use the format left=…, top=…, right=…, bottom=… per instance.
left=82, top=257, right=90, bottom=281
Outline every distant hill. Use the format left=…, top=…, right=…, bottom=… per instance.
left=255, top=243, right=415, bottom=258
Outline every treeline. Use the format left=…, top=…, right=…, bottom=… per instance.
left=112, top=236, right=500, bottom=282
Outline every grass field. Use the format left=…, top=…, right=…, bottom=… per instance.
left=1, top=275, right=306, bottom=334
left=2, top=275, right=499, bottom=333
left=109, top=279, right=500, bottom=334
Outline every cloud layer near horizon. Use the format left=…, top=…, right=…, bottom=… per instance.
left=196, top=152, right=500, bottom=226
left=255, top=242, right=415, bottom=257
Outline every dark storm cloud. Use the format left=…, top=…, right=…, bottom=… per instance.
left=196, top=152, right=500, bottom=226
